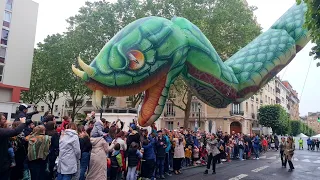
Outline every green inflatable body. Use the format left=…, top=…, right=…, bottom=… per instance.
left=72, top=2, right=310, bottom=127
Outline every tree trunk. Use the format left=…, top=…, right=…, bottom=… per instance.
left=71, top=104, right=76, bottom=122
left=183, top=90, right=192, bottom=129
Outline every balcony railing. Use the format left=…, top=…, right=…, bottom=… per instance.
left=276, top=97, right=281, bottom=104
left=164, top=112, right=176, bottom=117
left=230, top=111, right=244, bottom=116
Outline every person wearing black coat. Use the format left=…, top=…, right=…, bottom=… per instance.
left=45, top=121, right=59, bottom=180
left=127, top=124, right=141, bottom=149
left=156, top=130, right=167, bottom=179
left=127, top=142, right=142, bottom=180
left=0, top=114, right=26, bottom=180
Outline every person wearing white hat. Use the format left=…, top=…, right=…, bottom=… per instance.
left=14, top=103, right=38, bottom=122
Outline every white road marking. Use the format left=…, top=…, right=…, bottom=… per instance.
left=267, top=156, right=276, bottom=160
left=301, top=159, right=311, bottom=162
left=317, top=167, right=320, bottom=170
left=313, top=160, right=320, bottom=163
left=294, top=158, right=299, bottom=161
left=252, top=166, right=269, bottom=172
left=295, top=165, right=302, bottom=169
left=317, top=157, right=320, bottom=159
left=228, top=174, right=248, bottom=180
left=259, top=156, right=266, bottom=159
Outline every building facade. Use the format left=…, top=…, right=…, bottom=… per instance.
left=306, top=112, right=320, bottom=134
left=0, top=0, right=38, bottom=120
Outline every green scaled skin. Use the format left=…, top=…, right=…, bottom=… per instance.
left=72, top=2, right=310, bottom=127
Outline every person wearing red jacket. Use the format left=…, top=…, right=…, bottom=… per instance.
left=60, top=116, right=71, bottom=131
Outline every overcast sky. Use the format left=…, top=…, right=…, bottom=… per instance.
left=33, top=0, right=319, bottom=116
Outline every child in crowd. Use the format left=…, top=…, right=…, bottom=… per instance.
left=127, top=142, right=142, bottom=180
left=262, top=137, right=268, bottom=153
left=199, top=146, right=207, bottom=165
left=110, top=143, right=123, bottom=180
left=192, top=146, right=200, bottom=166
left=185, top=145, right=192, bottom=167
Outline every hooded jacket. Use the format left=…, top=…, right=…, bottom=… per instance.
left=91, top=119, right=105, bottom=138
left=57, top=129, right=81, bottom=174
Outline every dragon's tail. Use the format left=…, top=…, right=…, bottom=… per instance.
left=225, top=2, right=309, bottom=102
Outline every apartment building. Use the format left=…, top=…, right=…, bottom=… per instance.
left=282, top=81, right=300, bottom=120
left=0, top=0, right=38, bottom=120
left=306, top=112, right=320, bottom=134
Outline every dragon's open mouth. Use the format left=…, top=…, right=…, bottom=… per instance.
left=84, top=66, right=169, bottom=127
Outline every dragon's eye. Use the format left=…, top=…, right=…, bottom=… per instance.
left=128, top=50, right=145, bottom=70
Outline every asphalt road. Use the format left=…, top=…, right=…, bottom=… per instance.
left=165, top=150, right=320, bottom=180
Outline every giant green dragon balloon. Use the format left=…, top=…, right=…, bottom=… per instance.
left=72, top=2, right=310, bottom=127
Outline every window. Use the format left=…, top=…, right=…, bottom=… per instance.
left=0, top=65, right=3, bottom=82
left=1, top=29, right=9, bottom=45
left=40, top=106, right=44, bottom=112
left=265, top=95, right=267, bottom=102
left=0, top=47, right=6, bottom=63
left=3, top=11, right=11, bottom=28
left=6, top=0, right=13, bottom=11
left=165, top=102, right=175, bottom=116
left=191, top=102, right=199, bottom=112
left=231, top=103, right=240, bottom=114
left=54, top=105, right=58, bottom=112
left=167, top=121, right=173, bottom=130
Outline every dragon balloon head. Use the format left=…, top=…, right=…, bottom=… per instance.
left=72, top=17, right=187, bottom=127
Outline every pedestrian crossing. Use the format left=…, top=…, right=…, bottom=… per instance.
left=256, top=153, right=320, bottom=165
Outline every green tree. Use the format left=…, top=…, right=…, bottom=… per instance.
left=297, top=0, right=320, bottom=63
left=258, top=105, right=290, bottom=135
left=290, top=120, right=302, bottom=136
left=34, top=34, right=67, bottom=114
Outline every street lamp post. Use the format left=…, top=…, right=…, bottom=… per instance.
left=100, top=96, right=105, bottom=119
left=198, top=102, right=202, bottom=128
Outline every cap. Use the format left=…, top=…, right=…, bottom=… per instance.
left=130, top=123, right=137, bottom=130
left=19, top=103, right=31, bottom=111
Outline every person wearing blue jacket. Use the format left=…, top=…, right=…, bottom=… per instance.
left=252, top=134, right=260, bottom=159
left=193, top=132, right=200, bottom=148
left=164, top=131, right=172, bottom=176
left=307, top=138, right=312, bottom=150
left=141, top=135, right=156, bottom=179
